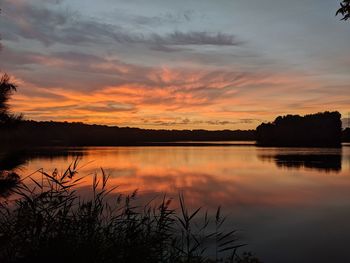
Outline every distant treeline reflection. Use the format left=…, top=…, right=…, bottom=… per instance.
left=0, top=149, right=84, bottom=197
left=259, top=152, right=342, bottom=172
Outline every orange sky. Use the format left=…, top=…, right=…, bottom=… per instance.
left=1, top=0, right=349, bottom=130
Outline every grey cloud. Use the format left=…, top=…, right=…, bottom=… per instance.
left=27, top=102, right=135, bottom=113
left=143, top=118, right=260, bottom=126
left=206, top=119, right=260, bottom=125
left=2, top=47, right=252, bottom=86
left=78, top=103, right=136, bottom=113
left=27, top=105, right=78, bottom=112
left=154, top=31, right=240, bottom=46
left=112, top=9, right=196, bottom=27
left=239, top=118, right=261, bottom=124
left=2, top=0, right=241, bottom=50
left=1, top=48, right=261, bottom=109
left=20, top=89, right=68, bottom=100
left=149, top=45, right=190, bottom=53
left=1, top=47, right=144, bottom=75
left=38, top=0, right=65, bottom=4
left=145, top=31, right=240, bottom=52
left=51, top=51, right=106, bottom=64
left=2, top=1, right=70, bottom=46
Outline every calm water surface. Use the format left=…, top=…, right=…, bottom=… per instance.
left=10, top=144, right=350, bottom=263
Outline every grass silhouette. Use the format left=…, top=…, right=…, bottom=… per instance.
left=0, top=161, right=261, bottom=263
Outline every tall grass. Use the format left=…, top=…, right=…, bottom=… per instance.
left=0, top=162, right=261, bottom=263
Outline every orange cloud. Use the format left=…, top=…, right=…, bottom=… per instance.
left=3, top=48, right=348, bottom=129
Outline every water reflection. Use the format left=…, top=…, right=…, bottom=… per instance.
left=0, top=148, right=85, bottom=197
left=2, top=146, right=350, bottom=263
left=0, top=151, right=26, bottom=197
left=0, top=151, right=27, bottom=171
left=0, top=148, right=85, bottom=167
left=20, top=146, right=350, bottom=209
left=258, top=150, right=342, bottom=172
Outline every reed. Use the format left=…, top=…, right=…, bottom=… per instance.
left=0, top=162, right=260, bottom=263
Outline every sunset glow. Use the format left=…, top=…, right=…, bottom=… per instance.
left=25, top=146, right=350, bottom=209
left=1, top=0, right=350, bottom=129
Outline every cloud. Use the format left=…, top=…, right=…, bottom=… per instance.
left=3, top=47, right=280, bottom=127
left=111, top=9, right=197, bottom=27
left=4, top=47, right=329, bottom=129
left=2, top=0, right=241, bottom=51
left=2, top=0, right=71, bottom=45
left=1, top=47, right=258, bottom=92
left=38, top=0, right=65, bottom=4
left=5, top=45, right=342, bottom=130
left=26, top=102, right=135, bottom=114
left=78, top=103, right=135, bottom=113
left=153, top=31, right=240, bottom=46
left=140, top=118, right=261, bottom=127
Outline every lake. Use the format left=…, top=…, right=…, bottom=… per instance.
left=4, top=143, right=350, bottom=263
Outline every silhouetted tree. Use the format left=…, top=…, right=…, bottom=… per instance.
left=1, top=120, right=256, bottom=147
left=337, top=0, right=350, bottom=20
left=343, top=128, right=350, bottom=142
left=256, top=111, right=342, bottom=147
left=0, top=74, right=22, bottom=127
left=0, top=7, right=22, bottom=128
left=0, top=8, right=2, bottom=51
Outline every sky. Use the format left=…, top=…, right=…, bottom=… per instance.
left=0, top=0, right=349, bottom=130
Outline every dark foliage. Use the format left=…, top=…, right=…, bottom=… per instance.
left=0, top=165, right=260, bottom=263
left=0, top=171, right=19, bottom=198
left=0, top=152, right=24, bottom=198
left=343, top=128, right=350, bottom=142
left=0, top=8, right=3, bottom=51
left=256, top=111, right=342, bottom=147
left=0, top=120, right=256, bottom=147
left=0, top=151, right=27, bottom=171
left=337, top=0, right=350, bottom=20
left=0, top=74, right=22, bottom=128
left=0, top=149, right=84, bottom=199
left=0, top=74, right=17, bottom=118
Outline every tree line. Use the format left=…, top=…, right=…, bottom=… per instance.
left=0, top=80, right=349, bottom=147
left=256, top=111, right=343, bottom=147
left=0, top=120, right=256, bottom=147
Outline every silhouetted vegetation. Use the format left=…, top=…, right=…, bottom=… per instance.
left=0, top=68, right=22, bottom=193
left=0, top=149, right=85, bottom=197
left=0, top=171, right=19, bottom=198
left=0, top=151, right=26, bottom=198
left=2, top=116, right=349, bottom=147
left=0, top=164, right=260, bottom=263
left=0, top=120, right=256, bottom=147
left=256, top=111, right=342, bottom=147
left=343, top=128, right=350, bottom=142
left=337, top=0, right=350, bottom=20
left=0, top=73, right=347, bottom=148
left=0, top=151, right=27, bottom=171
left=0, top=74, right=22, bottom=129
